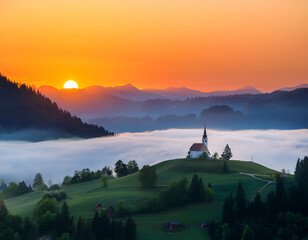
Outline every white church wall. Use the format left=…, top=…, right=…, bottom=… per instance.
left=190, top=151, right=203, bottom=158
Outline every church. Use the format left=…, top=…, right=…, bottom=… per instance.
left=189, top=126, right=210, bottom=158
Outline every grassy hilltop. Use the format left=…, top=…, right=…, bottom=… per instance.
left=5, top=158, right=278, bottom=240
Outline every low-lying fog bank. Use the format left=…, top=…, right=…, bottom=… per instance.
left=0, top=129, right=307, bottom=184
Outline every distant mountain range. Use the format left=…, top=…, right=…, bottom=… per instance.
left=38, top=83, right=308, bottom=120
left=277, top=84, right=308, bottom=92
left=39, top=83, right=308, bottom=104
left=39, top=84, right=265, bottom=102
left=143, top=85, right=262, bottom=99
left=89, top=89, right=308, bottom=132
left=1, top=73, right=306, bottom=138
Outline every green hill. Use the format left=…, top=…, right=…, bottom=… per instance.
left=5, top=158, right=278, bottom=240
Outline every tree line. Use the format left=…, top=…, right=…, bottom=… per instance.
left=62, top=167, right=113, bottom=186
left=114, top=160, right=139, bottom=178
left=137, top=174, right=214, bottom=214
left=0, top=181, right=32, bottom=199
left=1, top=159, right=138, bottom=200
left=209, top=156, right=308, bottom=240
left=0, top=196, right=136, bottom=240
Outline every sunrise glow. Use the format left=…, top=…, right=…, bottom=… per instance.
left=1, top=0, right=307, bottom=91
left=63, top=80, right=78, bottom=89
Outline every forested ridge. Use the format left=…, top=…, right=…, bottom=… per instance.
left=0, top=74, right=113, bottom=139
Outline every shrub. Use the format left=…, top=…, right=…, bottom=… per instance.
left=41, top=190, right=67, bottom=202
left=138, top=197, right=162, bottom=213
left=59, top=233, right=71, bottom=240
left=115, top=201, right=131, bottom=217
left=138, top=165, right=158, bottom=188
left=205, top=187, right=215, bottom=201
left=48, top=184, right=61, bottom=191
left=37, top=211, right=57, bottom=234
left=101, top=176, right=108, bottom=188
left=34, top=197, right=59, bottom=217
left=160, top=178, right=189, bottom=208
left=199, top=152, right=209, bottom=160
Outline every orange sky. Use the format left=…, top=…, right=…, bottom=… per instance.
left=0, top=0, right=307, bottom=91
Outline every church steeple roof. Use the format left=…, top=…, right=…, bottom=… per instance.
left=203, top=125, right=207, bottom=139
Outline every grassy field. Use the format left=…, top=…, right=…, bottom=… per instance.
left=5, top=158, right=278, bottom=239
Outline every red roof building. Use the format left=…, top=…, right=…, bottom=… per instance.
left=189, top=126, right=210, bottom=158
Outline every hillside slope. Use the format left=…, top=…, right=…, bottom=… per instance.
left=5, top=158, right=277, bottom=216
left=0, top=75, right=113, bottom=140
left=5, top=158, right=278, bottom=240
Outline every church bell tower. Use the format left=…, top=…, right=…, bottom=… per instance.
left=202, top=125, right=208, bottom=148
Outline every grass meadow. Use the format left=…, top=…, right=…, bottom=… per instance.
left=5, top=158, right=279, bottom=239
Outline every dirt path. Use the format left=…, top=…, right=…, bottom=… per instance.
left=240, top=172, right=274, bottom=201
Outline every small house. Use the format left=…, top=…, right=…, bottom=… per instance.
left=96, top=203, right=102, bottom=210
left=164, top=222, right=181, bottom=230
left=200, top=221, right=209, bottom=228
left=107, top=206, right=114, bottom=217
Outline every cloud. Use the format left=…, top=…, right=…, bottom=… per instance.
left=0, top=129, right=307, bottom=184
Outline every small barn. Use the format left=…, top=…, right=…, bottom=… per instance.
left=107, top=206, right=114, bottom=217
left=164, top=222, right=181, bottom=230
left=200, top=221, right=209, bottom=228
left=96, top=203, right=102, bottom=210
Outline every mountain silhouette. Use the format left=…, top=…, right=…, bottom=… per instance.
left=0, top=75, right=113, bottom=140
left=38, top=83, right=307, bottom=120
left=278, top=84, right=308, bottom=92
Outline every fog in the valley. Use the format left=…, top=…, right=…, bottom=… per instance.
left=0, top=129, right=307, bottom=184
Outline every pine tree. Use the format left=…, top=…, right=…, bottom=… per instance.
left=91, top=211, right=101, bottom=240
left=266, top=191, right=277, bottom=223
left=241, top=225, right=254, bottom=240
left=0, top=197, right=8, bottom=221
left=100, top=210, right=110, bottom=239
left=221, top=144, right=233, bottom=161
left=208, top=182, right=213, bottom=189
left=222, top=193, right=234, bottom=225
left=76, top=216, right=85, bottom=240
left=235, top=182, right=246, bottom=221
left=114, top=160, right=128, bottom=178
left=198, top=178, right=206, bottom=201
left=110, top=220, right=123, bottom=240
left=127, top=160, right=139, bottom=174
left=275, top=174, right=286, bottom=213
left=125, top=217, right=136, bottom=240
left=33, top=173, right=46, bottom=190
left=251, top=192, right=263, bottom=219
left=295, top=158, right=301, bottom=181
left=22, top=217, right=36, bottom=240
left=57, top=202, right=72, bottom=236
left=189, top=174, right=200, bottom=202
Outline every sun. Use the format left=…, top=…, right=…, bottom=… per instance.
left=64, top=80, right=78, bottom=89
